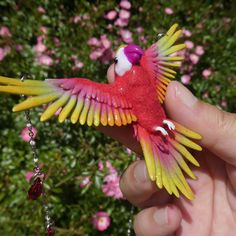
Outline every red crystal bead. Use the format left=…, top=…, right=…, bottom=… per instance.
left=28, top=177, right=43, bottom=200
left=46, top=226, right=55, bottom=236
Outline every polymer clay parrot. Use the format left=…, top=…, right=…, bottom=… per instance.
left=0, top=24, right=202, bottom=200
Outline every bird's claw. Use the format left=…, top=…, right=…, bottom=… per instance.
left=163, top=120, right=175, bottom=130
left=155, top=126, right=168, bottom=136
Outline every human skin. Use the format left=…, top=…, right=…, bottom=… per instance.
left=100, top=64, right=236, bottom=236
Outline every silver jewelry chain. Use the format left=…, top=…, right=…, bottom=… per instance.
left=21, top=75, right=54, bottom=235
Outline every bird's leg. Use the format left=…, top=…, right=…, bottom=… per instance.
left=163, top=119, right=175, bottom=131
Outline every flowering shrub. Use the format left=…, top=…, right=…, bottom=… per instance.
left=0, top=0, right=235, bottom=235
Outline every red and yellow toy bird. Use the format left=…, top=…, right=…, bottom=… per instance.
left=0, top=24, right=202, bottom=200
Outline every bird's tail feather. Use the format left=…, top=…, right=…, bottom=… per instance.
left=137, top=121, right=202, bottom=200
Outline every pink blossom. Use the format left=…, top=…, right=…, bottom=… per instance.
left=73, top=15, right=82, bottom=23
left=189, top=54, right=199, bottom=64
left=182, top=29, right=192, bottom=37
left=98, top=161, right=104, bottom=171
left=100, top=49, right=113, bottom=64
left=114, top=18, right=129, bottom=27
left=119, top=9, right=130, bottom=20
left=40, top=26, right=48, bottom=35
left=53, top=37, right=60, bottom=47
left=80, top=176, right=91, bottom=188
left=102, top=174, right=123, bottom=199
left=195, top=45, right=205, bottom=56
left=0, top=26, right=12, bottom=37
left=136, top=26, right=144, bottom=34
left=15, top=44, right=23, bottom=52
left=34, top=42, right=47, bottom=54
left=120, top=0, right=131, bottom=10
left=126, top=148, right=132, bottom=155
left=100, top=35, right=111, bottom=49
left=185, top=40, right=194, bottom=49
left=120, top=29, right=133, bottom=43
left=0, top=48, right=6, bottom=61
left=20, top=126, right=37, bottom=142
left=72, top=60, right=84, bottom=71
left=25, top=171, right=34, bottom=182
left=87, top=37, right=101, bottom=47
left=37, top=54, right=53, bottom=66
left=102, top=162, right=123, bottom=199
left=90, top=49, right=104, bottom=60
left=221, top=100, right=227, bottom=108
left=37, top=6, right=46, bottom=14
left=105, top=10, right=117, bottom=20
left=92, top=212, right=110, bottom=231
left=106, top=161, right=116, bottom=174
left=181, top=74, right=191, bottom=85
left=139, top=35, right=147, bottom=43
left=202, top=69, right=212, bottom=79
left=82, top=14, right=90, bottom=20
left=165, top=7, right=173, bottom=15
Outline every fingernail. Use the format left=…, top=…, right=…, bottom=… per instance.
left=153, top=207, right=168, bottom=225
left=134, top=162, right=148, bottom=182
left=175, top=82, right=198, bottom=108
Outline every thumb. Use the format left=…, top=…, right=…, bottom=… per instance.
left=165, top=81, right=236, bottom=165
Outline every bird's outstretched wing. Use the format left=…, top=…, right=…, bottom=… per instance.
left=140, top=23, right=185, bottom=103
left=0, top=76, right=137, bottom=126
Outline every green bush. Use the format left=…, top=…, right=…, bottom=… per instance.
left=0, top=1, right=235, bottom=235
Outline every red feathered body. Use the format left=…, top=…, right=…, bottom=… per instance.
left=115, top=65, right=166, bottom=133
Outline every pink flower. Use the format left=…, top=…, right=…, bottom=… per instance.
left=119, top=9, right=130, bottom=20
left=102, top=173, right=123, bottom=199
left=202, top=69, right=212, bottom=79
left=92, top=212, right=110, bottom=231
left=37, top=6, right=46, bottom=14
left=221, top=100, right=227, bottom=108
left=189, top=54, right=199, bottom=64
left=34, top=42, right=47, bottom=54
left=73, top=15, right=81, bottom=23
left=102, top=162, right=123, bottom=199
left=0, top=48, right=6, bottom=61
left=87, top=37, right=101, bottom=47
left=15, top=44, right=23, bottom=52
left=90, top=49, right=103, bottom=60
left=98, top=161, right=104, bottom=171
left=100, top=35, right=111, bottom=49
left=136, top=26, right=144, bottom=33
left=120, top=0, right=131, bottom=10
left=114, top=18, right=129, bottom=27
left=120, top=29, right=133, bottom=44
left=37, top=54, right=53, bottom=66
left=105, top=10, right=117, bottom=20
left=80, top=176, right=91, bottom=188
left=185, top=40, right=194, bottom=49
left=165, top=7, right=173, bottom=15
left=139, top=35, right=147, bottom=43
left=25, top=171, right=34, bottom=182
left=126, top=148, right=132, bottom=155
left=20, top=127, right=37, bottom=142
left=182, top=29, right=192, bottom=37
left=195, top=45, right=205, bottom=56
left=0, top=26, right=12, bottom=37
left=40, top=26, right=48, bottom=35
left=181, top=74, right=191, bottom=85
left=53, top=37, right=60, bottom=47
left=72, top=60, right=84, bottom=71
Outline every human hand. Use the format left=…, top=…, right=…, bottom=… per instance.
left=101, top=65, right=236, bottom=236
